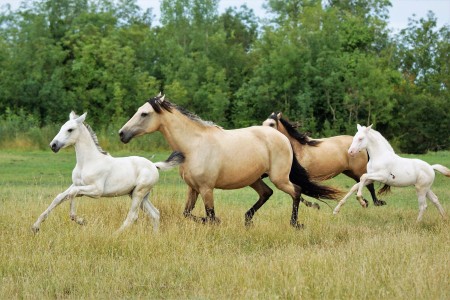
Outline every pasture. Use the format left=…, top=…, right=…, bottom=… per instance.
left=1, top=150, right=449, bottom=299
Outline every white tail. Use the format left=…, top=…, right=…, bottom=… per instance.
left=154, top=151, right=185, bottom=171
left=432, top=164, right=450, bottom=177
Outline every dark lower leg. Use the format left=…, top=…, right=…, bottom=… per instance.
left=290, top=196, right=303, bottom=229
left=367, top=183, right=386, bottom=206
left=183, top=187, right=199, bottom=218
left=245, top=180, right=273, bottom=226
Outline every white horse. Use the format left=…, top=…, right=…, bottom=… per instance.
left=32, top=112, right=184, bottom=234
left=333, top=124, right=449, bottom=221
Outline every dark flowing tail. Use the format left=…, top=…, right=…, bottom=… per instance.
left=289, top=154, right=342, bottom=200
left=154, top=151, right=185, bottom=171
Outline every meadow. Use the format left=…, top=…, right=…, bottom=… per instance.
left=0, top=149, right=449, bottom=299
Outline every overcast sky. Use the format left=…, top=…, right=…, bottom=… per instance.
left=0, top=0, right=449, bottom=31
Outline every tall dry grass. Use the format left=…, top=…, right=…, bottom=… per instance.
left=1, top=150, right=449, bottom=299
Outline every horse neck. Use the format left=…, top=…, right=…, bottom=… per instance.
left=74, top=125, right=104, bottom=165
left=158, top=110, right=207, bottom=153
left=278, top=122, right=305, bottom=154
left=365, top=130, right=394, bottom=159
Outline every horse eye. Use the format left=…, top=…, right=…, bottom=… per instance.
left=269, top=123, right=275, bottom=127
left=141, top=112, right=149, bottom=117
left=68, top=129, right=73, bottom=133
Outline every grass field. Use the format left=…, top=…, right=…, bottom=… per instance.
left=0, top=149, right=449, bottom=299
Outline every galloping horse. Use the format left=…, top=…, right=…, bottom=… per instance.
left=333, top=124, right=449, bottom=221
left=119, top=94, right=341, bottom=228
left=263, top=112, right=386, bottom=207
left=32, top=111, right=184, bottom=234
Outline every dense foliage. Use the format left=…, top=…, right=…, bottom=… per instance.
left=0, top=0, right=448, bottom=153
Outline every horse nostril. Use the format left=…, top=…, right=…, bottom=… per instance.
left=119, top=131, right=123, bottom=138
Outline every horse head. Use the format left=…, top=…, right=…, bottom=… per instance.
left=50, top=112, right=86, bottom=153
left=119, top=93, right=167, bottom=144
left=262, top=112, right=282, bottom=129
left=348, top=124, right=372, bottom=156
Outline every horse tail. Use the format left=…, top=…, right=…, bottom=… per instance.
left=377, top=184, right=391, bottom=195
left=289, top=154, right=342, bottom=200
left=155, top=151, right=185, bottom=171
left=431, top=164, right=450, bottom=177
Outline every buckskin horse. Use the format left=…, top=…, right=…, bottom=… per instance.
left=119, top=94, right=341, bottom=228
left=263, top=112, right=386, bottom=207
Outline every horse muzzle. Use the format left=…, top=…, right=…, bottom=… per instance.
left=119, top=130, right=133, bottom=144
left=50, top=141, right=61, bottom=153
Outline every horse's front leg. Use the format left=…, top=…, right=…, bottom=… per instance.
left=356, top=174, right=374, bottom=208
left=32, top=187, right=72, bottom=233
left=70, top=198, right=86, bottom=226
left=199, top=188, right=220, bottom=224
left=333, top=182, right=360, bottom=214
left=357, top=173, right=390, bottom=208
left=183, top=186, right=200, bottom=220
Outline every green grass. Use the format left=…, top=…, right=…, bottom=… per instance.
left=1, top=150, right=449, bottom=299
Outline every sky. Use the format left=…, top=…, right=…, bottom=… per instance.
left=0, top=0, right=449, bottom=31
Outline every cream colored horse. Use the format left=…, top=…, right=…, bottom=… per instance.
left=334, top=124, right=449, bottom=221
left=119, top=94, right=341, bottom=228
left=32, top=112, right=184, bottom=234
left=263, top=112, right=386, bottom=207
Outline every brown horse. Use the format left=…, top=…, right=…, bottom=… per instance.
left=119, top=94, right=341, bottom=228
left=262, top=112, right=386, bottom=207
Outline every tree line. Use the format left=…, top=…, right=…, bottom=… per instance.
left=0, top=0, right=448, bottom=153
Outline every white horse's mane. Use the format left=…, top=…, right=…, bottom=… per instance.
left=368, top=128, right=395, bottom=153
left=83, top=123, right=109, bottom=156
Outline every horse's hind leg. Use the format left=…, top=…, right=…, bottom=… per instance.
left=116, top=189, right=145, bottom=233
left=426, top=190, right=447, bottom=220
left=140, top=193, right=160, bottom=232
left=270, top=179, right=304, bottom=228
left=416, top=188, right=428, bottom=222
left=244, top=179, right=273, bottom=227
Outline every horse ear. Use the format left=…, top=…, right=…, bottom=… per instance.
left=161, top=95, right=165, bottom=102
left=69, top=111, right=78, bottom=120
left=367, top=124, right=373, bottom=130
left=276, top=112, right=282, bottom=120
left=157, top=91, right=162, bottom=97
left=357, top=124, right=362, bottom=130
left=77, top=112, right=87, bottom=123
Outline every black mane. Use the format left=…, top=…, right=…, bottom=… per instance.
left=277, top=115, right=321, bottom=147
left=148, top=95, right=218, bottom=127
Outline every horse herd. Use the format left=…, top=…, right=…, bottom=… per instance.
left=32, top=94, right=450, bottom=233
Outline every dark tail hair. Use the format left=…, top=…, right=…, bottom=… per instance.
left=289, top=154, right=342, bottom=200
left=377, top=184, right=391, bottom=196
left=155, top=151, right=185, bottom=171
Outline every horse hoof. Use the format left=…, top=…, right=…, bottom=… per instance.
left=245, top=220, right=254, bottom=228
left=76, top=218, right=86, bottom=225
left=291, top=222, right=305, bottom=229
left=374, top=200, right=387, bottom=206
left=202, top=217, right=221, bottom=225
left=31, top=226, right=40, bottom=234
left=312, top=203, right=320, bottom=210
left=363, top=199, right=369, bottom=208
